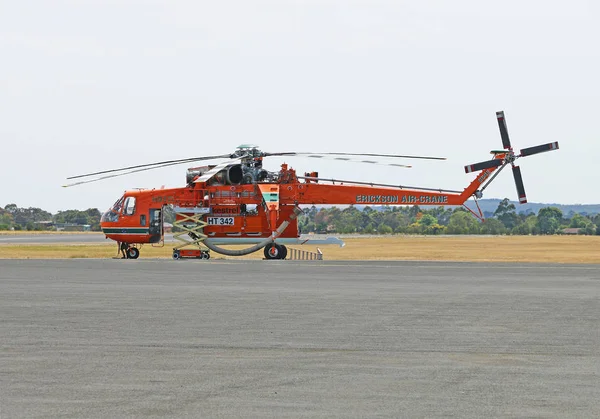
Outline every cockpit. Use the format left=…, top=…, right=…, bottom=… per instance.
left=101, top=196, right=137, bottom=223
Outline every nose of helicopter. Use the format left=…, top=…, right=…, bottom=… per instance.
left=100, top=208, right=120, bottom=240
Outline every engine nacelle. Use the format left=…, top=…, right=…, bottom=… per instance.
left=213, top=164, right=244, bottom=185
left=186, top=165, right=215, bottom=184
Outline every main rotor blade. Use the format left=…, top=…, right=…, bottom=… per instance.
left=512, top=165, right=527, bottom=203
left=307, top=155, right=412, bottom=168
left=264, top=152, right=446, bottom=161
left=62, top=160, right=193, bottom=188
left=519, top=142, right=559, bottom=157
left=464, top=159, right=503, bottom=173
left=66, top=154, right=230, bottom=180
left=496, top=111, right=512, bottom=150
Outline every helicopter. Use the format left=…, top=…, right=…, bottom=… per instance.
left=64, top=111, right=559, bottom=260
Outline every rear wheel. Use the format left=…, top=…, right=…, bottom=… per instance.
left=264, top=243, right=283, bottom=260
left=201, top=251, right=210, bottom=260
left=280, top=245, right=288, bottom=260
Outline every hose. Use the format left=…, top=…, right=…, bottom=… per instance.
left=203, top=207, right=302, bottom=256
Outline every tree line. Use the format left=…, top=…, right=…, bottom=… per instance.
left=1, top=198, right=599, bottom=235
left=0, top=204, right=102, bottom=231
left=297, top=198, right=599, bottom=235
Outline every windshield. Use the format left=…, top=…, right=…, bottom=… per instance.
left=101, top=197, right=124, bottom=223
left=112, top=197, right=124, bottom=212
left=101, top=209, right=119, bottom=223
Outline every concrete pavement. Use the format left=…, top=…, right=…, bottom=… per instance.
left=1, top=260, right=598, bottom=418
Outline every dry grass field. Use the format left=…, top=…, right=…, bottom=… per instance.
left=0, top=231, right=97, bottom=235
left=1, top=235, right=599, bottom=263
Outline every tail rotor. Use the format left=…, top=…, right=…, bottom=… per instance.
left=464, top=111, right=560, bottom=203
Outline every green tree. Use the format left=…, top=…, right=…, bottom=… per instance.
left=408, top=205, right=421, bottom=222
left=447, top=211, right=480, bottom=234
left=391, top=213, right=410, bottom=233
left=512, top=222, right=531, bottom=235
left=480, top=218, right=507, bottom=235
left=569, top=214, right=589, bottom=228
left=340, top=225, right=356, bottom=234
left=536, top=207, right=563, bottom=235
left=427, top=206, right=453, bottom=226
left=5, top=206, right=52, bottom=227
left=364, top=223, right=376, bottom=234
left=567, top=214, right=596, bottom=235
left=0, top=213, right=13, bottom=226
left=305, top=221, right=315, bottom=233
left=581, top=223, right=597, bottom=235
left=4, top=204, right=18, bottom=214
left=512, top=214, right=538, bottom=235
left=377, top=224, right=393, bottom=234
left=494, top=198, right=518, bottom=229
left=418, top=214, right=438, bottom=227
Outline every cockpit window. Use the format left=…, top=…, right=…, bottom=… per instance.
left=123, top=197, right=136, bottom=215
left=102, top=196, right=126, bottom=223
left=112, top=197, right=124, bottom=213
left=101, top=210, right=119, bottom=223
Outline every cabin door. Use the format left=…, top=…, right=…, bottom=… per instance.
left=149, top=208, right=163, bottom=242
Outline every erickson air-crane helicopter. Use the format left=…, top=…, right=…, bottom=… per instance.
left=64, top=111, right=558, bottom=260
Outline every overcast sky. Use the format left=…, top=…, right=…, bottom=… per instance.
left=1, top=0, right=598, bottom=213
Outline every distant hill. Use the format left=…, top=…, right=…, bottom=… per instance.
left=463, top=199, right=600, bottom=216
left=355, top=199, right=600, bottom=216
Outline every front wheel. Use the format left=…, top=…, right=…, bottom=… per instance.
left=127, top=247, right=140, bottom=259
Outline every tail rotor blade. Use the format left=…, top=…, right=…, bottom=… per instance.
left=520, top=142, right=559, bottom=157
left=496, top=111, right=512, bottom=150
left=512, top=165, right=527, bottom=203
left=464, top=159, right=503, bottom=173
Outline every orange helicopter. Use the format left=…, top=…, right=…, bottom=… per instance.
left=64, top=111, right=558, bottom=260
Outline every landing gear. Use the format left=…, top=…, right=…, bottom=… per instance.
left=264, top=243, right=287, bottom=260
left=118, top=242, right=140, bottom=259
left=127, top=247, right=140, bottom=259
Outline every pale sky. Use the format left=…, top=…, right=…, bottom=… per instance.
left=1, top=0, right=598, bottom=213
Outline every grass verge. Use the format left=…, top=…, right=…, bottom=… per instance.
left=1, top=235, right=599, bottom=263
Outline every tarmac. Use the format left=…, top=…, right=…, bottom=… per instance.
left=0, top=259, right=598, bottom=418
